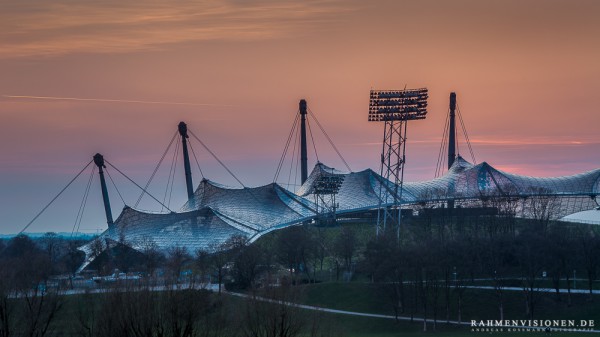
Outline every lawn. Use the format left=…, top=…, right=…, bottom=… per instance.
left=290, top=282, right=600, bottom=333
left=40, top=284, right=600, bottom=336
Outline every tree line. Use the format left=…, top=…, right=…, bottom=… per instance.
left=1, top=202, right=599, bottom=335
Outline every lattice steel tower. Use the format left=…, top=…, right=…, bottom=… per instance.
left=369, top=88, right=429, bottom=239
left=313, top=170, right=345, bottom=226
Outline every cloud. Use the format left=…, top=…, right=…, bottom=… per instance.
left=468, top=137, right=600, bottom=146
left=347, top=137, right=600, bottom=147
left=2, top=94, right=235, bottom=107
left=0, top=0, right=350, bottom=58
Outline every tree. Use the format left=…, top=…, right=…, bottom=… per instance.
left=578, top=225, right=600, bottom=300
left=138, top=237, right=163, bottom=278
left=524, top=187, right=560, bottom=234
left=334, top=226, right=356, bottom=275
left=89, top=237, right=106, bottom=266
left=2, top=234, right=40, bottom=259
left=449, top=235, right=480, bottom=324
left=516, top=230, right=545, bottom=319
left=60, top=241, right=86, bottom=276
left=0, top=258, right=15, bottom=337
left=209, top=239, right=235, bottom=294
left=382, top=234, right=409, bottom=321
left=195, top=249, right=212, bottom=286
left=241, top=285, right=313, bottom=337
left=546, top=227, right=576, bottom=303
left=481, top=234, right=514, bottom=320
left=165, top=246, right=192, bottom=286
left=276, top=226, right=314, bottom=283
left=228, top=236, right=263, bottom=291
left=362, top=234, right=393, bottom=283
left=0, top=235, right=63, bottom=337
left=162, top=289, right=212, bottom=337
left=41, top=232, right=62, bottom=270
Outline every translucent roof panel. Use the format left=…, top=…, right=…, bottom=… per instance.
left=78, top=206, right=250, bottom=271
left=299, top=157, right=600, bottom=206
left=181, top=179, right=316, bottom=231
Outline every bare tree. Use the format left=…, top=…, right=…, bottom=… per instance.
left=137, top=236, right=163, bottom=278
left=240, top=285, right=308, bottom=337
left=276, top=226, right=314, bottom=283
left=484, top=235, right=511, bottom=320
left=41, top=232, right=62, bottom=271
left=209, top=240, right=234, bottom=295
left=0, top=235, right=64, bottom=337
left=89, top=237, right=106, bottom=266
left=229, top=236, right=263, bottom=291
left=577, top=225, right=600, bottom=300
left=517, top=231, right=545, bottom=319
left=165, top=246, right=192, bottom=286
left=524, top=187, right=560, bottom=233
left=195, top=249, right=212, bottom=287
left=162, top=289, right=212, bottom=337
left=333, top=226, right=356, bottom=281
left=0, top=261, right=15, bottom=337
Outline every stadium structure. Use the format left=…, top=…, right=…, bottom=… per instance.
left=76, top=92, right=600, bottom=270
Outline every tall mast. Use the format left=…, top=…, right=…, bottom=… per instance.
left=178, top=122, right=194, bottom=200
left=299, top=99, right=308, bottom=184
left=448, top=92, right=457, bottom=169
left=93, top=153, right=113, bottom=228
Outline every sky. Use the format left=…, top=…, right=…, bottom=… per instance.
left=0, top=0, right=599, bottom=234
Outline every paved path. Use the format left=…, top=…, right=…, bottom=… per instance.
left=464, top=285, right=600, bottom=294
left=225, top=291, right=600, bottom=333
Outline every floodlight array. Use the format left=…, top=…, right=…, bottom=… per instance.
left=369, top=88, right=429, bottom=121
left=314, top=175, right=345, bottom=195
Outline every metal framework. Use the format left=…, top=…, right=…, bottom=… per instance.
left=313, top=173, right=344, bottom=225
left=369, top=88, right=428, bottom=238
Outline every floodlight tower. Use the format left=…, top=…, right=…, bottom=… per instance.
left=93, top=153, right=114, bottom=228
left=369, top=88, right=429, bottom=240
left=313, top=171, right=345, bottom=226
left=178, top=121, right=194, bottom=200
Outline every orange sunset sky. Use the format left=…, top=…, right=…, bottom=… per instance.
left=1, top=0, right=599, bottom=234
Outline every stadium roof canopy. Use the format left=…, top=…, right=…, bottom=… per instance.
left=78, top=156, right=600, bottom=270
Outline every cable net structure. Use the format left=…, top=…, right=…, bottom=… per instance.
left=78, top=157, right=600, bottom=270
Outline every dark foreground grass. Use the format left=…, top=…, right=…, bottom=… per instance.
left=43, top=284, right=600, bottom=336
left=315, top=312, right=590, bottom=337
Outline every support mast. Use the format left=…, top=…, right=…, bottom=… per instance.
left=448, top=92, right=457, bottom=169
left=93, top=153, right=113, bottom=228
left=178, top=122, right=194, bottom=200
left=299, top=99, right=308, bottom=185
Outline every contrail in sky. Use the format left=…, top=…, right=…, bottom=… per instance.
left=2, top=95, right=235, bottom=107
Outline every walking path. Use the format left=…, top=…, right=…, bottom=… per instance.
left=464, top=285, right=600, bottom=294
left=225, top=291, right=600, bottom=333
